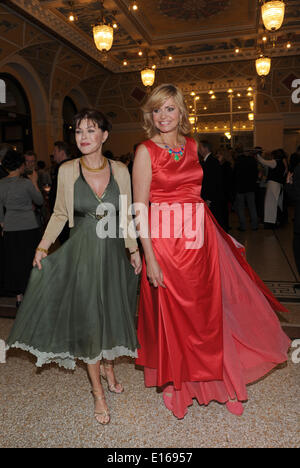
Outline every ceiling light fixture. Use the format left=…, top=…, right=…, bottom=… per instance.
left=208, top=82, right=214, bottom=95
left=261, top=1, right=285, bottom=31
left=68, top=1, right=77, bottom=22
left=256, top=55, right=271, bottom=77
left=129, top=1, right=138, bottom=11
left=141, top=50, right=155, bottom=88
left=93, top=1, right=114, bottom=53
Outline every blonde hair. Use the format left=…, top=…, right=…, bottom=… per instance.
left=142, top=83, right=191, bottom=138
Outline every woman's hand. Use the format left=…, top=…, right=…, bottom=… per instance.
left=33, top=244, right=49, bottom=270
left=146, top=257, right=166, bottom=288
left=130, top=251, right=142, bottom=275
left=33, top=249, right=47, bottom=270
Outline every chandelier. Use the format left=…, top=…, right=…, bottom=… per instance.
left=141, top=67, right=155, bottom=87
left=261, top=1, right=285, bottom=31
left=255, top=56, right=271, bottom=76
left=141, top=51, right=155, bottom=88
left=93, top=1, right=114, bottom=52
left=93, top=24, right=113, bottom=52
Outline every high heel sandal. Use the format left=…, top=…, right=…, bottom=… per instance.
left=100, top=362, right=124, bottom=394
left=91, top=390, right=110, bottom=425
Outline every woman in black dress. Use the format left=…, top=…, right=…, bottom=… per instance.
left=0, top=149, right=43, bottom=307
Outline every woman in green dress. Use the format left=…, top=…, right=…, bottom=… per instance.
left=6, top=109, right=142, bottom=425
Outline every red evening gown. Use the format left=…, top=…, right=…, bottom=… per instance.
left=136, top=137, right=291, bottom=419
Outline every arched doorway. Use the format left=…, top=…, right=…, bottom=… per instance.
left=63, top=96, right=77, bottom=146
left=0, top=73, right=33, bottom=153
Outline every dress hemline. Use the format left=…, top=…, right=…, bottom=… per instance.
left=6, top=341, right=138, bottom=370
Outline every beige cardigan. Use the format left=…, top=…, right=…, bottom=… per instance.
left=42, top=158, right=138, bottom=251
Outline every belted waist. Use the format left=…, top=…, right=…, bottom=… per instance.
left=74, top=210, right=119, bottom=220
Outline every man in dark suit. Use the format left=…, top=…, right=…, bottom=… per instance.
left=198, top=140, right=225, bottom=229
left=49, top=141, right=71, bottom=244
left=234, top=150, right=258, bottom=231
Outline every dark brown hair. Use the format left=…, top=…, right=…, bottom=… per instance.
left=74, top=108, right=112, bottom=133
left=2, top=150, right=25, bottom=172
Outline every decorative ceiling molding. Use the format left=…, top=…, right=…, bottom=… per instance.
left=2, top=0, right=119, bottom=72
left=2, top=0, right=300, bottom=75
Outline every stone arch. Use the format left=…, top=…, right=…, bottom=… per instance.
left=50, top=86, right=91, bottom=141
left=0, top=55, right=52, bottom=160
left=67, top=87, right=91, bottom=111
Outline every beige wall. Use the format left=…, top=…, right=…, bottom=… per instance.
left=254, top=114, right=284, bottom=151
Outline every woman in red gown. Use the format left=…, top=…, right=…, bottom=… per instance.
left=133, top=83, right=291, bottom=419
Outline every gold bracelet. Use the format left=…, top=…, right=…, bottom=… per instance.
left=129, top=248, right=139, bottom=255
left=36, top=247, right=48, bottom=254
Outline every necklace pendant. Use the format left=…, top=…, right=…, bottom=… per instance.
left=162, top=141, right=185, bottom=162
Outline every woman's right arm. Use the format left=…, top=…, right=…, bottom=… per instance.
left=133, top=145, right=165, bottom=288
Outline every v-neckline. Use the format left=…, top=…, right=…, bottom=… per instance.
left=79, top=160, right=112, bottom=202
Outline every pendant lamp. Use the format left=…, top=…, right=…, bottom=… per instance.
left=93, top=1, right=113, bottom=52
left=261, top=1, right=285, bottom=31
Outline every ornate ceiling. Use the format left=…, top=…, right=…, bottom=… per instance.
left=3, top=0, right=300, bottom=74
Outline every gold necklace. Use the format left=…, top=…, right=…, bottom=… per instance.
left=80, top=157, right=107, bottom=172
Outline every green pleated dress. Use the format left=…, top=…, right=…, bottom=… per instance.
left=6, top=162, right=139, bottom=370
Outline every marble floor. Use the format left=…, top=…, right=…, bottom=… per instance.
left=0, top=213, right=299, bottom=448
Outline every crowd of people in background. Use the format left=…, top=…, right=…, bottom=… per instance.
left=0, top=136, right=300, bottom=306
